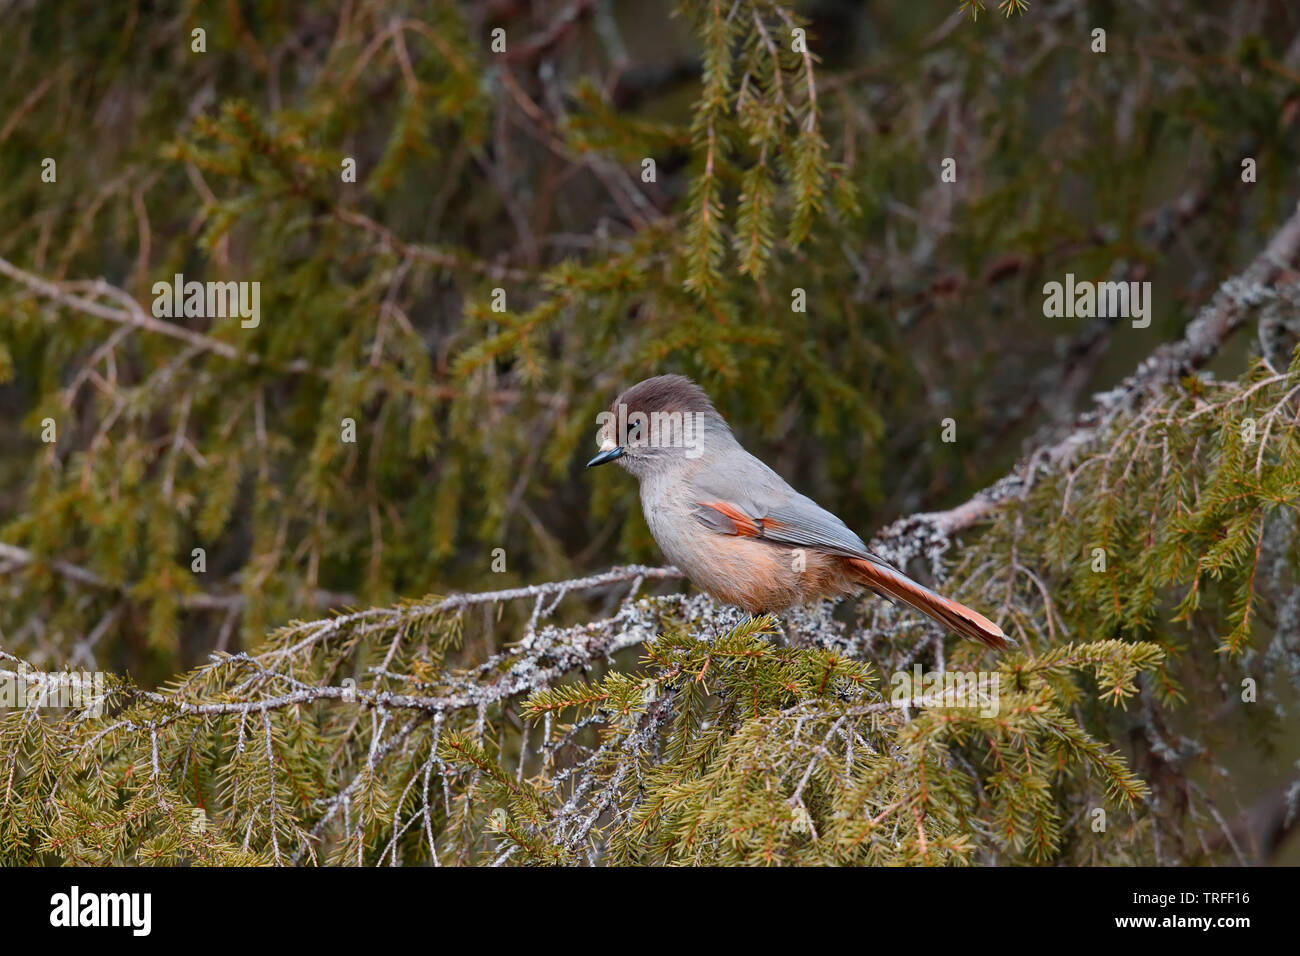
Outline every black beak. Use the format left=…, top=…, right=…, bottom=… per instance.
left=586, top=446, right=626, bottom=468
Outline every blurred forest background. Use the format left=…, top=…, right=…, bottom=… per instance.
left=2, top=0, right=1300, bottom=865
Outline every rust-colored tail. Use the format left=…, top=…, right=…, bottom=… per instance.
left=846, top=557, right=1012, bottom=651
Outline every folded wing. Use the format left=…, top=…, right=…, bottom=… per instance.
left=691, top=489, right=1010, bottom=650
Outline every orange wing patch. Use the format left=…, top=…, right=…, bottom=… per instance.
left=698, top=501, right=762, bottom=537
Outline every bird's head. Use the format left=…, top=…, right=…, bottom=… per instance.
left=587, top=374, right=726, bottom=479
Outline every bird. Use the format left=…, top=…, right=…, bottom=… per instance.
left=586, top=374, right=1011, bottom=651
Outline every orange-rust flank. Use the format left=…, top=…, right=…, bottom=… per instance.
left=701, top=501, right=761, bottom=537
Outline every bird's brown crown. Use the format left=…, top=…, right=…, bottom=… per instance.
left=610, top=374, right=717, bottom=419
